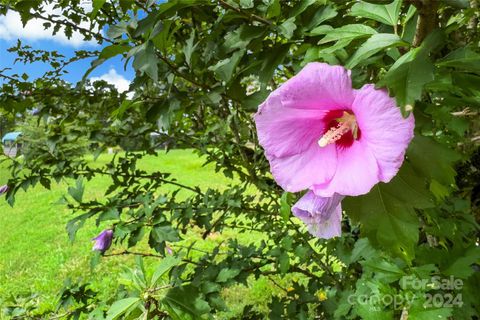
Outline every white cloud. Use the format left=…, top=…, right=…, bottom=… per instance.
left=0, top=4, right=98, bottom=48
left=91, top=68, right=131, bottom=95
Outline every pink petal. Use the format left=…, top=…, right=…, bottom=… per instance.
left=352, top=85, right=415, bottom=182
left=268, top=143, right=337, bottom=193
left=255, top=100, right=328, bottom=158
left=292, top=191, right=343, bottom=239
left=312, top=140, right=379, bottom=197
left=273, top=62, right=355, bottom=110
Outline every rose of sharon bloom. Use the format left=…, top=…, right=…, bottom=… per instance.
left=255, top=63, right=414, bottom=238
left=0, top=185, right=8, bottom=195
left=92, top=229, right=113, bottom=253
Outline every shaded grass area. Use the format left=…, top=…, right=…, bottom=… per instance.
left=0, top=150, right=290, bottom=317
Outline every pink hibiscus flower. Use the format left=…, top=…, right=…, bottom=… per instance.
left=255, top=63, right=414, bottom=238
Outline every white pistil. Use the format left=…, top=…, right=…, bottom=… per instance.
left=318, top=112, right=358, bottom=148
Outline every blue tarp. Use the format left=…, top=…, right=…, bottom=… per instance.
left=2, top=132, right=22, bottom=144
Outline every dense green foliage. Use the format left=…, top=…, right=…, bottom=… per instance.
left=0, top=0, right=479, bottom=319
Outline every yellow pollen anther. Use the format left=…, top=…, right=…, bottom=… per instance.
left=318, top=112, right=358, bottom=148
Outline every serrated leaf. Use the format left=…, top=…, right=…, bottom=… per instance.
left=346, top=33, right=406, bottom=69
left=437, top=47, right=480, bottom=72
left=377, top=47, right=433, bottom=110
left=377, top=31, right=443, bottom=110
left=344, top=163, right=433, bottom=260
left=444, top=246, right=480, bottom=279
left=152, top=225, right=180, bottom=243
left=132, top=41, right=158, bottom=82
left=68, top=177, right=84, bottom=203
left=350, top=0, right=402, bottom=26
left=208, top=50, right=244, bottom=82
left=407, top=135, right=461, bottom=186
left=223, top=25, right=265, bottom=53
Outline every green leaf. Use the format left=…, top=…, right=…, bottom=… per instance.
left=288, top=0, right=316, bottom=18
left=319, top=24, right=377, bottom=44
left=408, top=307, right=453, bottom=320
left=151, top=256, right=181, bottom=284
left=183, top=30, right=197, bottom=67
left=266, top=0, right=281, bottom=18
left=132, top=41, right=158, bottom=82
left=444, top=246, right=480, bottom=279
left=163, top=285, right=210, bottom=318
left=279, top=17, right=297, bottom=39
left=308, top=25, right=333, bottom=36
left=152, top=225, right=180, bottom=243
left=306, top=5, right=337, bottom=29
left=216, top=268, right=241, bottom=282
left=223, top=25, right=265, bottom=53
left=350, top=0, right=402, bottom=26
left=349, top=238, right=378, bottom=263
left=344, top=163, right=433, bottom=260
left=407, top=135, right=461, bottom=186
left=67, top=177, right=84, bottom=203
left=377, top=30, right=443, bottom=110
left=99, top=44, right=131, bottom=60
left=107, top=23, right=127, bottom=39
left=106, top=297, right=141, bottom=320
left=91, top=0, right=107, bottom=18
left=361, top=258, right=404, bottom=283
left=278, top=252, right=290, bottom=274
left=346, top=33, right=406, bottom=69
left=259, top=43, right=290, bottom=83
left=377, top=47, right=433, bottom=110
left=437, top=47, right=480, bottom=73
left=280, top=192, right=293, bottom=222
left=239, top=0, right=253, bottom=9
left=208, top=50, right=244, bottom=82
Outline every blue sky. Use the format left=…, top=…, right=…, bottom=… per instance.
left=0, top=3, right=134, bottom=92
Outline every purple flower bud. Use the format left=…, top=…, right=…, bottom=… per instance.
left=292, top=191, right=344, bottom=239
left=166, top=245, right=173, bottom=255
left=0, top=185, right=9, bottom=195
left=92, top=229, right=113, bottom=253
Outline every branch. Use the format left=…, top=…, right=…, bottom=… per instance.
left=407, top=0, right=439, bottom=47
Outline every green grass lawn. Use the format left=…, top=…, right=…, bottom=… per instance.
left=0, top=150, right=289, bottom=318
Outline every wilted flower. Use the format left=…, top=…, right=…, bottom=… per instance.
left=0, top=185, right=8, bottom=195
left=92, top=229, right=113, bottom=253
left=255, top=63, right=414, bottom=238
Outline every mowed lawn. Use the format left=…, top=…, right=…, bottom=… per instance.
left=0, top=150, right=287, bottom=317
